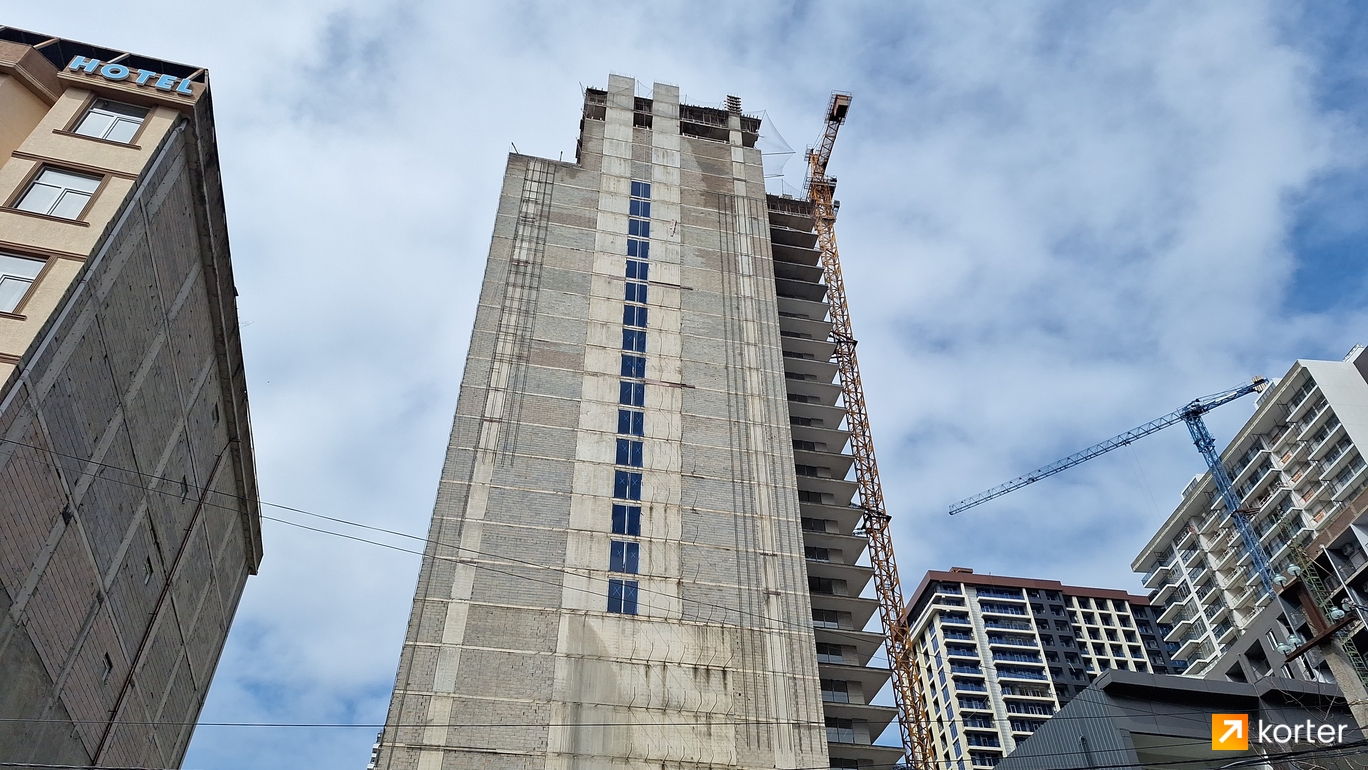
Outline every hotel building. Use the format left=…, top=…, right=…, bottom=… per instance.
left=0, top=28, right=260, bottom=767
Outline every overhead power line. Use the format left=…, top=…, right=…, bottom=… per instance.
left=0, top=435, right=901, bottom=663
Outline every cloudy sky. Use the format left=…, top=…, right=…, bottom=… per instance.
left=10, top=1, right=1368, bottom=767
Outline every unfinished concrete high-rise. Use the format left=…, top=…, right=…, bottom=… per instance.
left=0, top=28, right=260, bottom=767
left=374, top=75, right=902, bottom=769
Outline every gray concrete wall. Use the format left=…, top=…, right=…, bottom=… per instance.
left=0, top=116, right=259, bottom=768
left=377, top=75, right=826, bottom=770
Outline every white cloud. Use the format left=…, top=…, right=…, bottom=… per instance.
left=8, top=1, right=1367, bottom=767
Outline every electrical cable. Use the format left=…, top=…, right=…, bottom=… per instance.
left=0, top=435, right=904, bottom=663
left=6, top=437, right=1365, bottom=767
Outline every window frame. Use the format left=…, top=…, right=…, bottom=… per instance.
left=611, top=504, right=641, bottom=536
left=620, top=354, right=646, bottom=378
left=615, top=438, right=644, bottom=467
left=613, top=470, right=642, bottom=500
left=0, top=251, right=51, bottom=317
left=622, top=328, right=646, bottom=353
left=64, top=96, right=152, bottom=147
left=607, top=578, right=639, bottom=614
left=622, top=305, right=648, bottom=328
left=617, top=409, right=644, bottom=436
left=609, top=541, right=640, bottom=574
left=7, top=165, right=106, bottom=223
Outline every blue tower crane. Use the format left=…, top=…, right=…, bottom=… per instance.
left=949, top=377, right=1274, bottom=594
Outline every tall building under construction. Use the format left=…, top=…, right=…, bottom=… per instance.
left=374, top=75, right=903, bottom=769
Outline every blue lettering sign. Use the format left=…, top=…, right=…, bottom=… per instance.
left=68, top=56, right=99, bottom=74
left=66, top=57, right=195, bottom=98
left=99, top=63, right=130, bottom=81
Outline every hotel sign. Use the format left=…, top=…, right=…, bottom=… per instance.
left=66, top=56, right=194, bottom=96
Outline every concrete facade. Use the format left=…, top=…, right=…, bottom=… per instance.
left=905, top=569, right=1179, bottom=769
left=375, top=75, right=898, bottom=769
left=0, top=29, right=260, bottom=767
left=1133, top=348, right=1368, bottom=678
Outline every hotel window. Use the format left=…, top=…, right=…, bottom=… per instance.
left=609, top=541, right=639, bottom=573
left=15, top=168, right=101, bottom=220
left=611, top=504, right=641, bottom=536
left=73, top=100, right=149, bottom=144
left=0, top=254, right=44, bottom=314
left=607, top=579, right=638, bottom=614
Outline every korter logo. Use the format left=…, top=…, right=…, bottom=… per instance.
left=1212, top=715, right=1248, bottom=750
left=1212, top=713, right=1351, bottom=750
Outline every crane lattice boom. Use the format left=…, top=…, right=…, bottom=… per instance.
left=948, top=377, right=1275, bottom=593
left=807, top=92, right=934, bottom=770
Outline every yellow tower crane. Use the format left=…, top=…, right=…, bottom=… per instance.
left=805, top=92, right=934, bottom=770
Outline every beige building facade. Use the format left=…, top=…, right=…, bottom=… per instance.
left=0, top=28, right=260, bottom=767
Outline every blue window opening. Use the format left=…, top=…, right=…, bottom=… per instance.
left=630, top=180, right=651, bottom=199
left=627, top=259, right=649, bottom=280
left=608, top=579, right=639, bottom=614
left=622, top=329, right=646, bottom=353
left=612, top=504, right=641, bottom=536
left=616, top=438, right=643, bottom=467
left=628, top=219, right=650, bottom=238
left=618, top=409, right=644, bottom=436
left=613, top=470, right=642, bottom=500
left=621, top=354, right=646, bottom=378
left=629, top=199, right=651, bottom=218
left=623, top=305, right=648, bottom=328
left=627, top=239, right=649, bottom=259
left=625, top=282, right=648, bottom=303
left=610, top=541, right=640, bottom=573
left=619, top=381, right=644, bottom=406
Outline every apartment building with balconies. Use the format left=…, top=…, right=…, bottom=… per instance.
left=905, top=569, right=1176, bottom=769
left=767, top=193, right=903, bottom=770
left=1132, top=347, right=1368, bottom=678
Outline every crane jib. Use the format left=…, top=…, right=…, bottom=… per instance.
left=948, top=378, right=1268, bottom=516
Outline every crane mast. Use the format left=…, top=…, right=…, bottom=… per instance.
left=806, top=93, right=933, bottom=770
